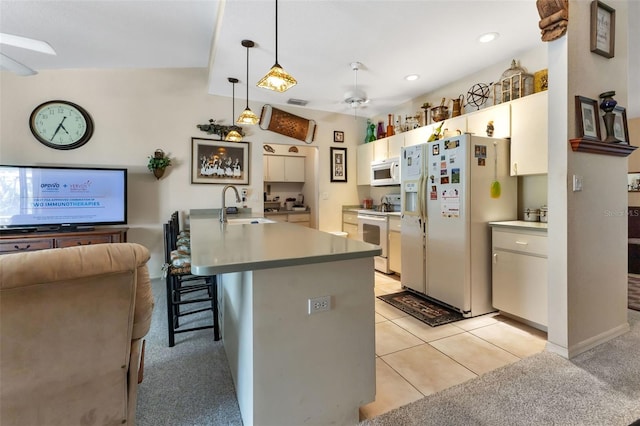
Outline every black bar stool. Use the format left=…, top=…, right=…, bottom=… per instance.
left=163, top=211, right=220, bottom=347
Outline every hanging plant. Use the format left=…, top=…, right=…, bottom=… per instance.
left=148, top=149, right=172, bottom=179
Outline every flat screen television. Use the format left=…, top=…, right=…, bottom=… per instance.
left=0, top=165, right=127, bottom=232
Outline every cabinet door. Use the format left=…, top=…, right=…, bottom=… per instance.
left=389, top=231, right=401, bottom=274
left=265, top=214, right=287, bottom=222
left=404, top=125, right=432, bottom=147
left=492, top=249, right=547, bottom=326
left=510, top=91, right=548, bottom=176
left=284, top=157, right=305, bottom=182
left=342, top=222, right=359, bottom=239
left=356, top=143, right=373, bottom=185
left=264, top=156, right=285, bottom=182
left=467, top=103, right=510, bottom=138
left=442, top=115, right=467, bottom=137
left=372, top=138, right=388, bottom=161
left=387, top=134, right=404, bottom=158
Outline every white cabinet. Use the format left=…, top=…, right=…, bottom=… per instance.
left=441, top=115, right=467, bottom=138
left=387, top=134, right=404, bottom=158
left=372, top=138, right=388, bottom=161
left=491, top=225, right=547, bottom=328
left=265, top=212, right=310, bottom=227
left=356, top=143, right=373, bottom=185
left=388, top=216, right=401, bottom=274
left=467, top=102, right=511, bottom=138
left=263, top=155, right=305, bottom=182
left=342, top=211, right=359, bottom=239
left=509, top=91, right=548, bottom=176
left=404, top=125, right=433, bottom=147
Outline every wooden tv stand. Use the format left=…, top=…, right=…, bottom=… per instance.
left=0, top=227, right=128, bottom=255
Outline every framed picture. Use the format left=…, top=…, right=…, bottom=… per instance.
left=333, top=131, right=344, bottom=143
left=613, top=105, right=629, bottom=144
left=575, top=96, right=601, bottom=141
left=590, top=1, right=615, bottom=58
left=191, top=137, right=250, bottom=184
left=330, top=147, right=347, bottom=182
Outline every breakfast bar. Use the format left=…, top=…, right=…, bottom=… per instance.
left=188, top=209, right=381, bottom=426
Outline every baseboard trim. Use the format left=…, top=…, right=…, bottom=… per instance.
left=546, top=321, right=630, bottom=359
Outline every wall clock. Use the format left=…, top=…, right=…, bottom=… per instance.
left=29, top=100, right=94, bottom=150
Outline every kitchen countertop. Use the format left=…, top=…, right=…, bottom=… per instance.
left=489, top=220, right=548, bottom=230
left=188, top=209, right=381, bottom=275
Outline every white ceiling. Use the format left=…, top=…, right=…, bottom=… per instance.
left=0, top=1, right=564, bottom=116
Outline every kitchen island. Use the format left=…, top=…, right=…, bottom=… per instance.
left=189, top=209, right=381, bottom=426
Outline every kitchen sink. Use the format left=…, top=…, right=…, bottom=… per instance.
left=226, top=217, right=276, bottom=225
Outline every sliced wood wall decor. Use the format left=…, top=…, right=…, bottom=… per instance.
left=259, top=104, right=317, bottom=144
left=536, top=0, right=569, bottom=41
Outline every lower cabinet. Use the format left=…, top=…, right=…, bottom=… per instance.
left=342, top=211, right=359, bottom=240
left=388, top=216, right=401, bottom=274
left=491, top=225, right=547, bottom=327
left=265, top=213, right=310, bottom=227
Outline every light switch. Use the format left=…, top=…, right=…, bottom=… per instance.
left=573, top=175, right=583, bottom=192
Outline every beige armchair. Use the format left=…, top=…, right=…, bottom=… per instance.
left=0, top=243, right=154, bottom=426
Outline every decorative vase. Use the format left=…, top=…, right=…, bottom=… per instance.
left=599, top=91, right=619, bottom=143
left=153, top=168, right=165, bottom=180
left=366, top=122, right=376, bottom=142
left=377, top=121, right=385, bottom=139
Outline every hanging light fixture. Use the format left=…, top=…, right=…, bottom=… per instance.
left=236, top=40, right=260, bottom=125
left=256, top=0, right=297, bottom=92
left=225, top=77, right=243, bottom=142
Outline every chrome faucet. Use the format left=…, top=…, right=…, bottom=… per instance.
left=220, top=185, right=241, bottom=223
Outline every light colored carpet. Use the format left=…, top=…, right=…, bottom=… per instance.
left=137, top=278, right=640, bottom=426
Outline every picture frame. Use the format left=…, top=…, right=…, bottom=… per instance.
left=330, top=147, right=347, bottom=182
left=613, top=105, right=629, bottom=144
left=191, top=137, right=250, bottom=184
left=333, top=130, right=344, bottom=143
left=590, top=0, right=615, bottom=59
left=575, top=96, right=601, bottom=141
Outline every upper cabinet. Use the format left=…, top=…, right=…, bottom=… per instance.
left=404, top=125, right=433, bottom=147
left=388, top=134, right=404, bottom=158
left=467, top=102, right=511, bottom=138
left=372, top=138, right=388, bottom=161
left=509, top=91, right=548, bottom=176
left=264, top=155, right=305, bottom=182
left=356, top=143, right=373, bottom=185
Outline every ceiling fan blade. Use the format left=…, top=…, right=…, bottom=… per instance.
left=0, top=33, right=56, bottom=55
left=0, top=53, right=37, bottom=76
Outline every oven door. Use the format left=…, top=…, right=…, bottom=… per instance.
left=357, top=213, right=388, bottom=258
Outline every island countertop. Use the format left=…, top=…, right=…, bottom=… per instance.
left=188, top=209, right=382, bottom=276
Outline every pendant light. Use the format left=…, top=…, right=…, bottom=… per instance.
left=256, top=0, right=297, bottom=92
left=236, top=40, right=259, bottom=125
left=225, top=77, right=243, bottom=142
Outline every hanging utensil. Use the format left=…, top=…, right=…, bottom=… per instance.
left=490, top=141, right=501, bottom=199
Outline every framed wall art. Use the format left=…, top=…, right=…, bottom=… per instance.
left=575, top=96, right=601, bottom=141
left=191, top=137, right=250, bottom=184
left=330, top=147, right=347, bottom=182
left=613, top=105, right=629, bottom=144
left=333, top=131, right=344, bottom=143
left=590, top=0, right=615, bottom=58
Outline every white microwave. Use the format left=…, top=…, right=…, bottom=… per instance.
left=371, top=158, right=400, bottom=186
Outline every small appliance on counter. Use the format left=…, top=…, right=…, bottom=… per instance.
left=524, top=208, right=541, bottom=222
left=540, top=205, right=548, bottom=223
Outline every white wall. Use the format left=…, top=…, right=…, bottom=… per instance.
left=0, top=68, right=366, bottom=277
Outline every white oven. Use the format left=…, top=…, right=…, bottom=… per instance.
left=358, top=211, right=390, bottom=273
left=371, top=158, right=400, bottom=186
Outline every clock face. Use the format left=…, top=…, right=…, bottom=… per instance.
left=29, top=100, right=94, bottom=150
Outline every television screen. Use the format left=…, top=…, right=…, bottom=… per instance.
left=0, top=165, right=127, bottom=230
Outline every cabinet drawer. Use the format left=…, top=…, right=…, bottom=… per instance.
left=288, top=213, right=310, bottom=223
left=492, top=229, right=547, bottom=256
left=0, top=239, right=54, bottom=253
left=55, top=235, right=112, bottom=248
left=343, top=222, right=358, bottom=239
left=265, top=214, right=287, bottom=222
left=343, top=212, right=358, bottom=225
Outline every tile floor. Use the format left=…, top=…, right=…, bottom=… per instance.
left=359, top=272, right=548, bottom=420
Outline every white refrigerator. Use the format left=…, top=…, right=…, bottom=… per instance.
left=401, top=134, right=517, bottom=317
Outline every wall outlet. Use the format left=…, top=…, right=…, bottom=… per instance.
left=308, top=296, right=331, bottom=314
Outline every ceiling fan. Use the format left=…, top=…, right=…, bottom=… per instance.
left=343, top=62, right=369, bottom=109
left=0, top=33, right=56, bottom=76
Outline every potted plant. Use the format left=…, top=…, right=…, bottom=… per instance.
left=148, top=149, right=172, bottom=179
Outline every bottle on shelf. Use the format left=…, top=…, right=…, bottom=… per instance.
left=386, top=114, right=395, bottom=137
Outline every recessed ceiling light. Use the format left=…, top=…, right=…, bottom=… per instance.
left=405, top=74, right=420, bottom=81
left=478, top=32, right=499, bottom=43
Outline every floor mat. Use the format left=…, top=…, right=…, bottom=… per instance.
left=378, top=291, right=464, bottom=327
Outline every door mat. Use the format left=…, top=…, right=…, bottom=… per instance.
left=630, top=275, right=640, bottom=311
left=378, top=291, right=464, bottom=327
